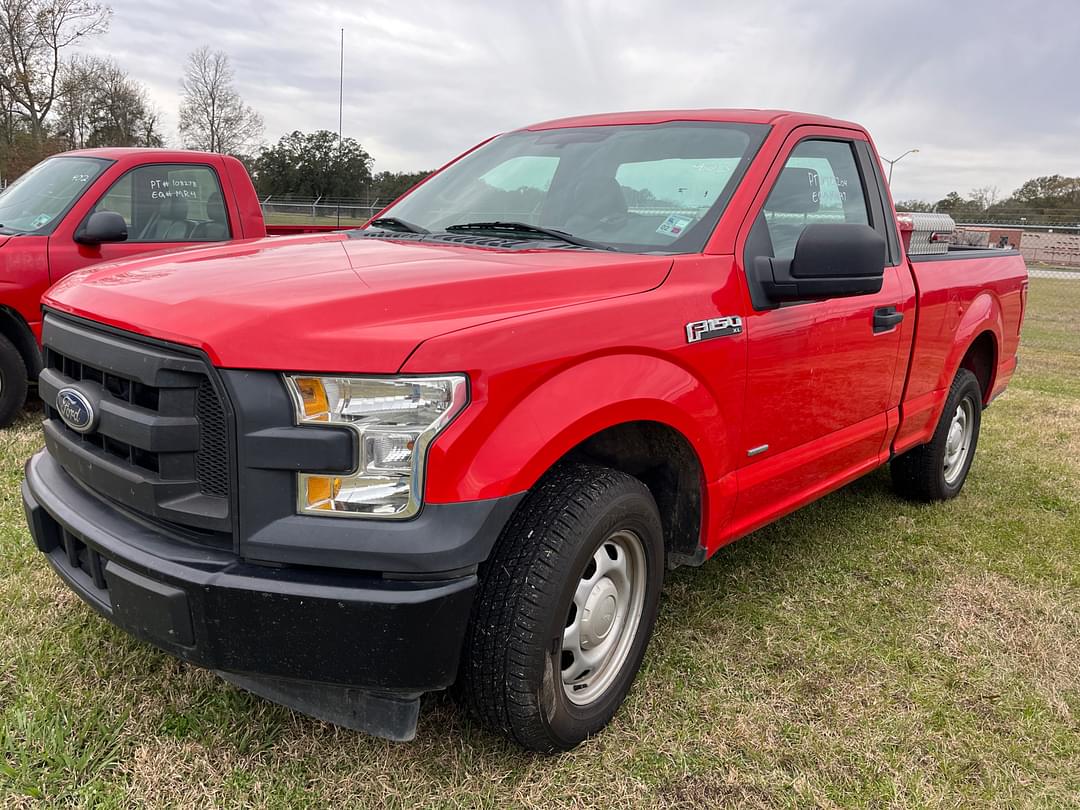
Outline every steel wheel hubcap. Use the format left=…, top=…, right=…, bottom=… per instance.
left=943, top=398, right=974, bottom=484
left=560, top=529, right=647, bottom=705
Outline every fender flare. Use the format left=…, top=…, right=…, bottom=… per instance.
left=425, top=353, right=726, bottom=503
left=940, top=291, right=1003, bottom=396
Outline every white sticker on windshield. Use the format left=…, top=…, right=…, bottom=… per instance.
left=656, top=214, right=692, bottom=238
left=31, top=214, right=52, bottom=229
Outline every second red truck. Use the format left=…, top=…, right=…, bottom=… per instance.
left=0, top=148, right=346, bottom=424
left=22, top=109, right=1026, bottom=751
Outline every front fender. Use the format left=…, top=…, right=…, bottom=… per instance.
left=423, top=353, right=727, bottom=503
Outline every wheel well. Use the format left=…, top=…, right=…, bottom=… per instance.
left=0, top=307, right=41, bottom=378
left=563, top=421, right=704, bottom=567
left=960, top=331, right=996, bottom=404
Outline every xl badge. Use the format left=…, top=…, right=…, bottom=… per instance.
left=56, top=387, right=97, bottom=433
left=685, top=316, right=743, bottom=344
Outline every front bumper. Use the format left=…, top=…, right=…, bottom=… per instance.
left=23, top=450, right=510, bottom=740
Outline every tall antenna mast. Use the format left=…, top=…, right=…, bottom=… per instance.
left=337, top=27, right=344, bottom=227
left=338, top=28, right=344, bottom=152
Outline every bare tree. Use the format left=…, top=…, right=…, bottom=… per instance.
left=57, top=54, right=162, bottom=148
left=0, top=81, right=15, bottom=145
left=969, top=185, right=1000, bottom=211
left=178, top=46, right=262, bottom=155
left=0, top=0, right=110, bottom=143
left=54, top=51, right=100, bottom=146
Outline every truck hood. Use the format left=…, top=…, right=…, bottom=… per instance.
left=44, top=233, right=672, bottom=372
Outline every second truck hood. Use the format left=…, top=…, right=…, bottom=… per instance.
left=44, top=233, right=672, bottom=372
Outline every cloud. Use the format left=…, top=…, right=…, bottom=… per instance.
left=84, top=0, right=1079, bottom=201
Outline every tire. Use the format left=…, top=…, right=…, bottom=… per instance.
left=0, top=334, right=28, bottom=428
left=891, top=368, right=982, bottom=501
left=459, top=464, right=665, bottom=752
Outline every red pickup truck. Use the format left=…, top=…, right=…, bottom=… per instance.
left=22, top=110, right=1026, bottom=752
left=0, top=148, right=342, bottom=425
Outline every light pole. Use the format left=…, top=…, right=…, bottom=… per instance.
left=882, top=148, right=919, bottom=185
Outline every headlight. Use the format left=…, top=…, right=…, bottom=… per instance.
left=284, top=374, right=468, bottom=519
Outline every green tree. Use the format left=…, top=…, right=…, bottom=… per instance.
left=253, top=130, right=374, bottom=198
left=934, top=191, right=982, bottom=215
left=1009, top=175, right=1080, bottom=210
left=369, top=169, right=431, bottom=202
left=894, top=199, right=934, bottom=212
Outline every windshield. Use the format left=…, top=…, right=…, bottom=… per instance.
left=371, top=121, right=769, bottom=253
left=0, top=156, right=110, bottom=234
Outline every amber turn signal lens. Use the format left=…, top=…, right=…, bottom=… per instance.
left=293, top=377, right=329, bottom=420
left=304, top=476, right=341, bottom=509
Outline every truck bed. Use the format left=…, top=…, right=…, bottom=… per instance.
left=894, top=249, right=1027, bottom=455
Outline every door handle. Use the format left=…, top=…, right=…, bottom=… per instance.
left=873, top=306, right=904, bottom=333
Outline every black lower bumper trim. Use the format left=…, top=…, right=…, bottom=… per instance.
left=23, top=451, right=484, bottom=736
left=217, top=672, right=421, bottom=741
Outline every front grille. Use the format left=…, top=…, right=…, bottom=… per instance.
left=48, top=351, right=162, bottom=475
left=195, top=380, right=229, bottom=497
left=38, top=315, right=233, bottom=536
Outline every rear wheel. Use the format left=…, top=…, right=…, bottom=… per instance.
left=459, top=464, right=665, bottom=752
left=0, top=334, right=28, bottom=428
left=891, top=368, right=982, bottom=501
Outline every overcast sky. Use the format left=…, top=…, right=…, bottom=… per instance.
left=83, top=0, right=1079, bottom=202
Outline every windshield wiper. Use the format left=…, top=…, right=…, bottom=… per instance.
left=445, top=221, right=614, bottom=250
left=367, top=217, right=429, bottom=234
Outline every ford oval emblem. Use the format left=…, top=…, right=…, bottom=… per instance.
left=56, top=387, right=97, bottom=433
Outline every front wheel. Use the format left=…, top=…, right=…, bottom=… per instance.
left=459, top=464, right=665, bottom=752
left=891, top=368, right=983, bottom=501
left=0, top=334, right=28, bottom=428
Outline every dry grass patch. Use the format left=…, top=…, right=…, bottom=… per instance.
left=929, top=571, right=1080, bottom=721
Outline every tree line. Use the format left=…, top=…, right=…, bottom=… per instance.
left=895, top=176, right=1080, bottom=223
left=0, top=0, right=430, bottom=201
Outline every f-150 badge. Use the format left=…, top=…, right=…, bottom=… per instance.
left=685, top=316, right=743, bottom=344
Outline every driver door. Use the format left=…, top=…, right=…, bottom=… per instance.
left=48, top=161, right=233, bottom=283
left=732, top=132, right=909, bottom=530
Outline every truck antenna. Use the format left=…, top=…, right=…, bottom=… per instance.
left=338, top=27, right=345, bottom=227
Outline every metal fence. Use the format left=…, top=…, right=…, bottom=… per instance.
left=1022, top=247, right=1080, bottom=267
left=260, top=195, right=386, bottom=225
left=952, top=211, right=1080, bottom=231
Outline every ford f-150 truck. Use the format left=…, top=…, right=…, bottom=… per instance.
left=21, top=110, right=1027, bottom=752
left=0, top=148, right=345, bottom=425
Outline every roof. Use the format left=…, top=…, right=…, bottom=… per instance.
left=522, top=108, right=862, bottom=131
left=55, top=147, right=225, bottom=161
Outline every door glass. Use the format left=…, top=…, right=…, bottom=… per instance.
left=90, top=164, right=230, bottom=243
left=761, top=140, right=870, bottom=260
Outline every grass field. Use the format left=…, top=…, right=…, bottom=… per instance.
left=2, top=279, right=1078, bottom=808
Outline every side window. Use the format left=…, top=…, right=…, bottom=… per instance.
left=90, top=164, right=230, bottom=243
left=760, top=140, right=870, bottom=260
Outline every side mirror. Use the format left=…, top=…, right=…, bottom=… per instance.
left=756, top=223, right=885, bottom=303
left=75, top=211, right=128, bottom=245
